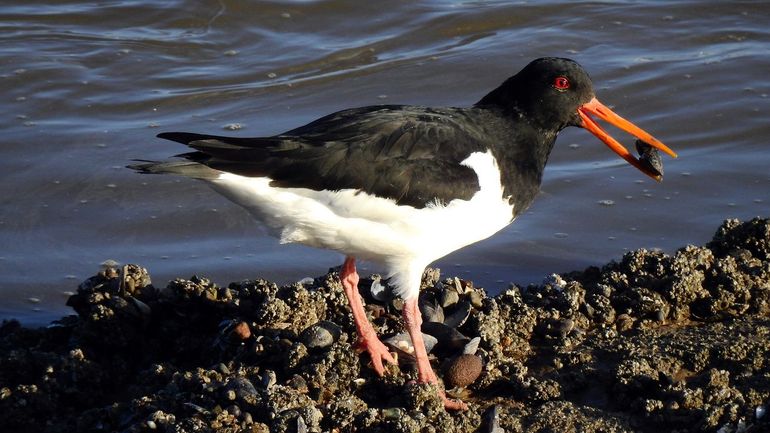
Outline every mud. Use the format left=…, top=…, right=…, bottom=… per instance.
left=1, top=218, right=769, bottom=432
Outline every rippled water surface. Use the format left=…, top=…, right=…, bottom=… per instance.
left=2, top=1, right=769, bottom=324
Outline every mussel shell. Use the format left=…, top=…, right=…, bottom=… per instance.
left=635, top=139, right=664, bottom=177
left=421, top=321, right=470, bottom=355
left=384, top=332, right=438, bottom=358
left=439, top=289, right=460, bottom=308
left=443, top=299, right=472, bottom=329
left=419, top=295, right=444, bottom=323
left=369, top=276, right=389, bottom=302
left=463, top=336, right=481, bottom=355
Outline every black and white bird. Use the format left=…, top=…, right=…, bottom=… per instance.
left=131, top=57, right=676, bottom=410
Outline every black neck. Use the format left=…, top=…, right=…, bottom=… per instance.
left=475, top=106, right=559, bottom=215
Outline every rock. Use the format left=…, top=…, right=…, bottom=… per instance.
left=3, top=218, right=770, bottom=433
left=226, top=377, right=258, bottom=402
left=615, top=313, right=635, bottom=332
left=231, top=321, right=251, bottom=340
left=300, top=320, right=341, bottom=349
left=444, top=354, right=483, bottom=388
left=482, top=405, right=504, bottom=433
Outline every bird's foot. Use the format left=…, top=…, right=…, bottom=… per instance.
left=354, top=332, right=397, bottom=376
left=414, top=366, right=468, bottom=411
left=438, top=391, right=469, bottom=411
left=402, top=295, right=468, bottom=410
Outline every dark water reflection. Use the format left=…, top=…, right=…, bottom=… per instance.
left=1, top=1, right=769, bottom=324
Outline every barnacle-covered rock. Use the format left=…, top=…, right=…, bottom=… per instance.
left=2, top=218, right=770, bottom=433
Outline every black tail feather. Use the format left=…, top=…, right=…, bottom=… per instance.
left=156, top=132, right=217, bottom=145
left=127, top=159, right=219, bottom=179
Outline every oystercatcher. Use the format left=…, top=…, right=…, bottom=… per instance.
left=131, top=57, right=676, bottom=410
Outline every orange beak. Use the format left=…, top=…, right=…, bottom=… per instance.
left=578, top=97, right=677, bottom=181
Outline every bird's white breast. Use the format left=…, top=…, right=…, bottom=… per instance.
left=207, top=150, right=514, bottom=298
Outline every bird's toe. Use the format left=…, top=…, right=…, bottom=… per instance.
left=355, top=335, right=397, bottom=376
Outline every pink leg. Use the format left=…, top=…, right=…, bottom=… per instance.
left=340, top=256, right=396, bottom=376
left=402, top=296, right=468, bottom=411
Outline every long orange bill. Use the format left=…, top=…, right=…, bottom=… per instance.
left=578, top=97, right=677, bottom=181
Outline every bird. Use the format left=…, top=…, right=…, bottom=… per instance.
left=130, top=57, right=676, bottom=410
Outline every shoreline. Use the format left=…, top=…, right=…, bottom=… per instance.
left=1, top=217, right=769, bottom=433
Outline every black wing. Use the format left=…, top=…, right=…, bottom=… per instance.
left=158, top=105, right=490, bottom=208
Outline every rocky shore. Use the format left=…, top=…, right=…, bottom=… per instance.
left=1, top=218, right=769, bottom=433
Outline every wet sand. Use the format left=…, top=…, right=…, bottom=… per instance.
left=1, top=217, right=769, bottom=433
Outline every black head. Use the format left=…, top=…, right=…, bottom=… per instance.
left=477, top=57, right=677, bottom=180
left=476, top=57, right=595, bottom=131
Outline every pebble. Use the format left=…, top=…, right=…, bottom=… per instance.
left=616, top=314, right=635, bottom=332
left=300, top=321, right=341, bottom=349
left=287, top=374, right=308, bottom=393
left=261, top=370, right=277, bottom=389
left=382, top=408, right=403, bottom=420
left=233, top=321, right=252, bottom=340
left=227, top=404, right=241, bottom=418
left=558, top=318, right=574, bottom=338
left=482, top=405, right=504, bottom=433
left=444, top=354, right=483, bottom=388
left=297, top=415, right=308, bottom=433
left=242, top=412, right=253, bottom=425
left=227, top=377, right=258, bottom=400
left=183, top=402, right=208, bottom=415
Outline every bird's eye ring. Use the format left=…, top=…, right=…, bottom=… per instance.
left=553, top=76, right=570, bottom=91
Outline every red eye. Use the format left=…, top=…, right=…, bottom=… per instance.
left=553, top=76, right=570, bottom=90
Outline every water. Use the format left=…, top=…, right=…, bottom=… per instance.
left=1, top=1, right=768, bottom=325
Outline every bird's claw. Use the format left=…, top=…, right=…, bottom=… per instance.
left=355, top=335, right=397, bottom=376
left=406, top=379, right=469, bottom=411
left=441, top=394, right=469, bottom=411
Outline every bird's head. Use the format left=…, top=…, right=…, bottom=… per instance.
left=478, top=57, right=677, bottom=181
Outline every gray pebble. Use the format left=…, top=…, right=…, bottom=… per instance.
left=300, top=320, right=341, bottom=349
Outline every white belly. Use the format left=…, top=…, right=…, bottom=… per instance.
left=207, top=150, right=515, bottom=298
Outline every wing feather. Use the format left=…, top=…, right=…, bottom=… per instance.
left=157, top=105, right=489, bottom=208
